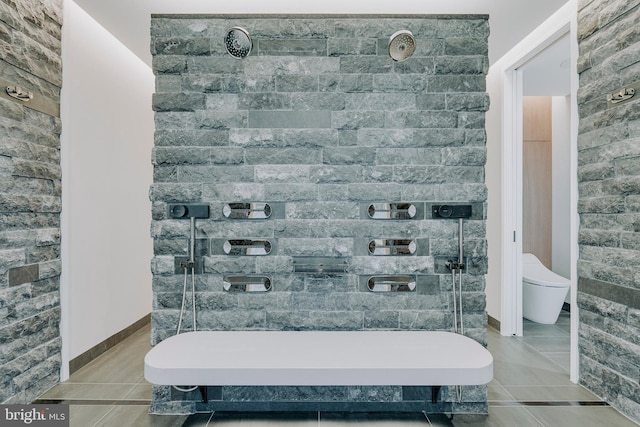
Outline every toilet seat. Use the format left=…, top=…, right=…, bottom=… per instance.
left=522, top=253, right=570, bottom=288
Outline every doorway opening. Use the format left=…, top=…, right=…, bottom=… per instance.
left=497, top=7, right=580, bottom=383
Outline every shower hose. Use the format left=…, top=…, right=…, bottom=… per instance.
left=450, top=267, right=464, bottom=335
left=451, top=267, right=464, bottom=403
left=174, top=217, right=199, bottom=393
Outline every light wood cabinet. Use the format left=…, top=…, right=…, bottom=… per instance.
left=523, top=96, right=552, bottom=269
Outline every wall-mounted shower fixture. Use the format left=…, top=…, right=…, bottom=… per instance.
left=223, top=202, right=271, bottom=219
left=433, top=204, right=472, bottom=403
left=432, top=204, right=472, bottom=336
left=432, top=204, right=471, bottom=219
left=388, top=30, right=416, bottom=62
left=368, top=239, right=417, bottom=256
left=223, top=276, right=272, bottom=292
left=367, top=276, right=416, bottom=292
left=170, top=204, right=210, bottom=335
left=367, top=203, right=418, bottom=220
left=169, top=204, right=210, bottom=219
left=224, top=27, right=252, bottom=59
left=223, top=239, right=272, bottom=256
left=292, top=257, right=349, bottom=274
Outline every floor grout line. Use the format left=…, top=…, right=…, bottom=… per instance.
left=122, top=382, right=144, bottom=400
left=34, top=398, right=152, bottom=405
left=489, top=401, right=609, bottom=407
left=491, top=382, right=517, bottom=401
left=492, top=384, right=575, bottom=390
left=92, top=405, right=117, bottom=427
left=523, top=406, right=547, bottom=427
left=56, top=382, right=144, bottom=385
left=205, top=411, right=215, bottom=426
left=515, top=338, right=571, bottom=376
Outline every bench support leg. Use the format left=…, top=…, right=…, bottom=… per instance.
left=431, top=386, right=441, bottom=403
left=199, top=386, right=208, bottom=403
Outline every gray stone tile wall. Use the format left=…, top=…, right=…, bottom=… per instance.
left=151, top=15, right=489, bottom=414
left=0, top=0, right=62, bottom=404
left=577, top=0, right=640, bottom=423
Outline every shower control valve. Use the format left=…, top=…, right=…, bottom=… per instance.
left=180, top=259, right=195, bottom=269
left=446, top=260, right=465, bottom=271
left=432, top=204, right=472, bottom=219
left=169, top=204, right=210, bottom=219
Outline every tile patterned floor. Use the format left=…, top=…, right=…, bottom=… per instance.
left=35, top=311, right=640, bottom=426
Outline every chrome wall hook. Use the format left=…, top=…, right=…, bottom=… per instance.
left=607, top=87, right=635, bottom=104
left=5, top=86, right=33, bottom=102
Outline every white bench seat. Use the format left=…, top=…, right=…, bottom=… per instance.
left=144, top=330, right=493, bottom=387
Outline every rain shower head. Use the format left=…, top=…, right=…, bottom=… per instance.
left=388, top=30, right=416, bottom=62
left=224, top=26, right=252, bottom=59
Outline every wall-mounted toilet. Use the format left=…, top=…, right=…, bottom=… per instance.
left=522, top=253, right=570, bottom=324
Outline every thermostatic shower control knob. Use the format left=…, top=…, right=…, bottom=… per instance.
left=170, top=204, right=188, bottom=218
left=439, top=205, right=453, bottom=217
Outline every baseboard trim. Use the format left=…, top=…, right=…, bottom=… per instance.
left=69, top=314, right=150, bottom=375
left=487, top=314, right=501, bottom=332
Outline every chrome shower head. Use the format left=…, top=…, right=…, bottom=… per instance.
left=224, top=26, right=252, bottom=59
left=388, top=30, right=416, bottom=62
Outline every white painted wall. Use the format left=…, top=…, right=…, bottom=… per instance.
left=485, top=64, right=504, bottom=324
left=552, top=95, right=572, bottom=301
left=60, top=0, right=154, bottom=379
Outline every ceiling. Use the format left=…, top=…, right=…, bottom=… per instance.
left=73, top=0, right=569, bottom=67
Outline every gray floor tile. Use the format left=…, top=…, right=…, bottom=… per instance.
left=94, top=404, right=188, bottom=427
left=423, top=413, right=453, bottom=426
left=69, top=404, right=114, bottom=426
left=527, top=406, right=640, bottom=427
left=519, top=317, right=572, bottom=374
left=502, top=385, right=600, bottom=402
left=450, top=407, right=543, bottom=426
left=320, top=412, right=428, bottom=425
left=542, top=352, right=570, bottom=372
left=40, top=382, right=136, bottom=400
left=487, top=384, right=515, bottom=402
left=518, top=336, right=570, bottom=353
left=211, top=411, right=318, bottom=426
left=491, top=353, right=572, bottom=386
left=492, top=361, right=572, bottom=386
left=521, top=323, right=569, bottom=338
left=182, top=413, right=215, bottom=426
left=487, top=330, right=572, bottom=387
left=124, top=383, right=153, bottom=401
left=555, top=312, right=571, bottom=329
left=70, top=326, right=151, bottom=384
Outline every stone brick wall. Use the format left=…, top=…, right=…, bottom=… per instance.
left=0, top=0, right=62, bottom=403
left=150, top=15, right=489, bottom=414
left=577, top=0, right=640, bottom=423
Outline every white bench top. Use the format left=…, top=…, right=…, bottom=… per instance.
left=144, top=331, right=493, bottom=386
